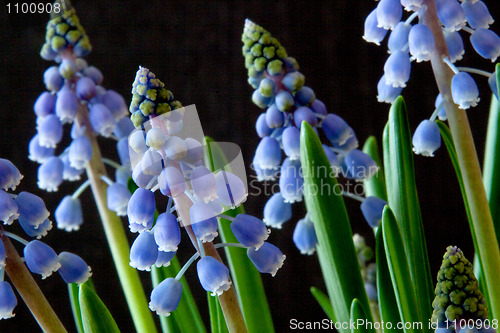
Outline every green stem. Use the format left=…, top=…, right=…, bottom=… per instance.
left=173, top=193, right=247, bottom=333
left=75, top=105, right=157, bottom=333
left=0, top=233, right=67, bottom=332
left=423, top=0, right=500, bottom=319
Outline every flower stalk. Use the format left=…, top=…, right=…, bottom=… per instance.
left=423, top=0, right=500, bottom=319
left=74, top=103, right=157, bottom=332
left=1, top=232, right=67, bottom=332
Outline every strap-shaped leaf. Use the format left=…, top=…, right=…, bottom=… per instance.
left=362, top=136, right=387, bottom=201
left=300, top=122, right=371, bottom=332
left=79, top=282, right=120, bottom=333
left=350, top=298, right=375, bottom=333
left=68, top=283, right=84, bottom=333
left=208, top=292, right=230, bottom=333
left=382, top=207, right=422, bottom=333
left=384, top=96, right=433, bottom=329
left=204, top=136, right=275, bottom=333
left=375, top=227, right=402, bottom=333
left=310, top=287, right=335, bottom=321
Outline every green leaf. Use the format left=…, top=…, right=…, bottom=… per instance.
left=362, top=136, right=387, bottom=201
left=310, top=287, right=335, bottom=321
left=151, top=258, right=206, bottom=333
left=382, top=207, right=422, bottom=333
left=383, top=96, right=433, bottom=329
left=68, top=283, right=84, bottom=333
left=375, top=227, right=402, bottom=333
left=79, top=282, right=120, bottom=333
left=300, top=122, right=372, bottom=333
left=350, top=298, right=375, bottom=333
left=204, top=137, right=275, bottom=333
left=484, top=78, right=500, bottom=251
left=208, top=293, right=229, bottom=333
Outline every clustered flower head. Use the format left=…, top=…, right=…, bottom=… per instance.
left=32, top=1, right=135, bottom=231
left=431, top=246, right=492, bottom=333
left=0, top=158, right=91, bottom=320
left=126, top=67, right=286, bottom=317
left=242, top=19, right=386, bottom=255
left=364, top=0, right=500, bottom=157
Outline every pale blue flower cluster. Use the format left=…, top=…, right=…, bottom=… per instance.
left=126, top=67, right=286, bottom=316
left=32, top=5, right=135, bottom=232
left=0, top=158, right=91, bottom=320
left=242, top=19, right=387, bottom=256
left=364, top=0, right=500, bottom=157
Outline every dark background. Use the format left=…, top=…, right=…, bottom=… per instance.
left=0, top=1, right=499, bottom=332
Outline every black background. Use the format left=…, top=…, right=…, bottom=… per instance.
left=0, top=0, right=499, bottom=332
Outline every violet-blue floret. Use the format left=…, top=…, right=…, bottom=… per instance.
left=242, top=20, right=382, bottom=251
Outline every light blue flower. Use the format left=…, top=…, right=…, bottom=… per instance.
left=190, top=202, right=219, bottom=243
left=15, top=192, right=50, bottom=230
left=197, top=256, right=231, bottom=296
left=215, top=171, right=247, bottom=208
left=114, top=117, right=135, bottom=139
left=68, top=136, right=92, bottom=170
left=191, top=166, right=218, bottom=203
left=294, top=106, right=318, bottom=128
left=24, top=240, right=61, bottom=279
left=230, top=214, right=270, bottom=250
left=384, top=50, right=411, bottom=88
left=0, top=189, right=19, bottom=225
left=275, top=90, right=295, bottom=112
left=129, top=231, right=158, bottom=271
left=388, top=22, right=411, bottom=54
left=58, top=252, right=92, bottom=284
left=292, top=217, right=318, bottom=255
left=127, top=188, right=156, bottom=227
left=254, top=137, right=281, bottom=169
left=444, top=30, right=465, bottom=63
left=247, top=242, right=286, bottom=276
left=19, top=218, right=52, bottom=239
left=154, top=251, right=176, bottom=268
left=158, top=167, right=186, bottom=198
left=263, top=193, right=292, bottom=228
left=43, top=66, right=64, bottom=92
left=265, top=104, right=284, bottom=128
left=376, top=0, right=402, bottom=30
left=435, top=0, right=466, bottom=31
left=295, top=86, right=316, bottom=106
left=283, top=72, right=305, bottom=92
left=61, top=154, right=85, bottom=181
left=360, top=196, right=388, bottom=228
left=282, top=126, right=300, bottom=160
left=408, top=23, right=436, bottom=62
left=37, top=156, right=64, bottom=192
left=412, top=120, right=442, bottom=157
left=462, top=0, right=494, bottom=30
left=55, top=196, right=83, bottom=232
left=377, top=74, right=403, bottom=104
left=149, top=278, right=183, bottom=316
left=59, top=59, right=78, bottom=79
left=28, top=134, right=55, bottom=164
left=451, top=72, right=480, bottom=109
left=76, top=77, right=97, bottom=101
left=470, top=28, right=500, bottom=62
left=55, top=89, right=78, bottom=123
left=34, top=92, right=56, bottom=117
left=37, top=114, right=63, bottom=148
left=401, top=0, right=423, bottom=12
left=363, top=9, right=389, bottom=45
left=89, top=103, right=115, bottom=137
left=83, top=66, right=103, bottom=85
left=255, top=113, right=273, bottom=138
left=154, top=213, right=181, bottom=252
left=343, top=149, right=379, bottom=180
left=0, top=281, right=17, bottom=319
left=106, top=182, right=131, bottom=216
left=279, top=158, right=303, bottom=203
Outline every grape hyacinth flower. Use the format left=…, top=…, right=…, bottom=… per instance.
left=431, top=246, right=490, bottom=330
left=0, top=157, right=91, bottom=325
left=242, top=20, right=380, bottom=253
left=125, top=67, right=285, bottom=318
left=363, top=0, right=500, bottom=158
